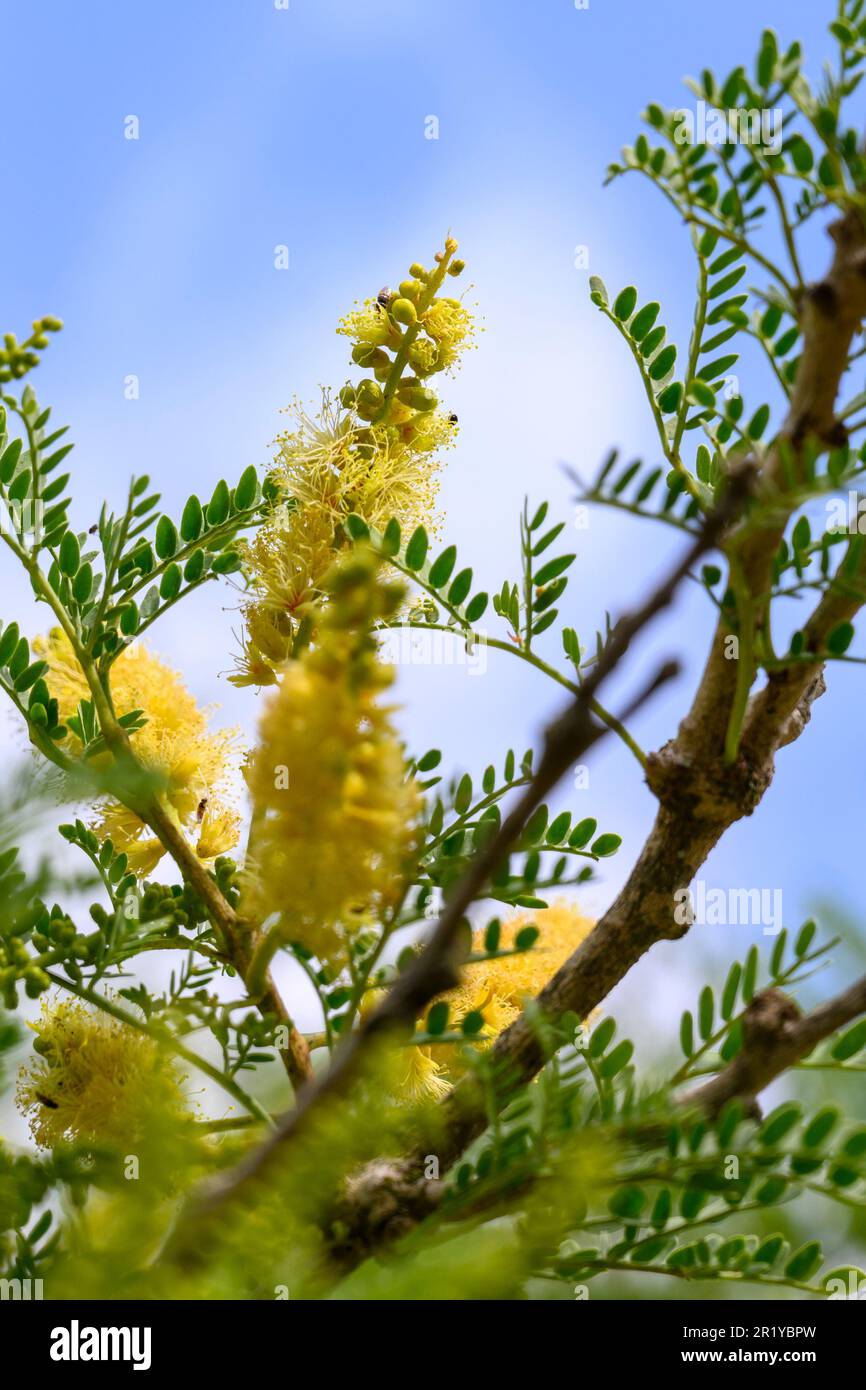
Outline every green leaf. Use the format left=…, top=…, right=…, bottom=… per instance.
left=206, top=479, right=230, bottom=526
left=344, top=513, right=370, bottom=540
left=827, top=621, right=855, bottom=656
left=234, top=465, right=258, bottom=511
left=721, top=961, right=741, bottom=1019
left=211, top=550, right=240, bottom=574
left=180, top=495, right=203, bottom=542
left=588, top=1017, right=616, bottom=1057
left=760, top=1102, right=801, bottom=1146
left=514, top=925, right=539, bottom=951
left=785, top=1241, right=822, bottom=1283
left=454, top=773, right=473, bottom=814
left=461, top=1010, right=485, bottom=1036
left=648, top=344, right=677, bottom=380
left=429, top=545, right=457, bottom=589
left=609, top=1185, right=646, bottom=1219
left=0, top=438, right=23, bottom=484
left=630, top=302, right=660, bottom=342
left=465, top=592, right=488, bottom=622
left=569, top=817, right=596, bottom=848
left=599, top=1039, right=634, bottom=1078
left=0, top=622, right=20, bottom=667
left=591, top=833, right=621, bottom=858
left=742, top=945, right=758, bottom=1002
left=405, top=527, right=428, bottom=571
left=698, top=986, right=714, bottom=1040
left=679, top=1010, right=694, bottom=1057
left=535, top=554, right=575, bottom=586
left=184, top=549, right=205, bottom=582
left=72, top=563, right=93, bottom=604
left=159, top=564, right=182, bottom=600
left=794, top=919, right=816, bottom=957
left=831, top=1018, right=866, bottom=1061
left=14, top=660, right=48, bottom=692
left=58, top=530, right=80, bottom=576
left=425, top=1002, right=449, bottom=1036
left=589, top=275, right=608, bottom=307
left=614, top=286, right=638, bottom=321
left=155, top=515, right=178, bottom=559
left=802, top=1108, right=838, bottom=1149
left=447, top=568, right=472, bottom=606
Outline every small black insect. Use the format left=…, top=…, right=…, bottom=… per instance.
left=377, top=286, right=393, bottom=307
left=449, top=413, right=459, bottom=424
left=196, top=796, right=208, bottom=823
left=88, top=524, right=98, bottom=534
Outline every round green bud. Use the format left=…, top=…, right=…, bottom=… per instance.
left=41, top=316, right=63, bottom=332
left=409, top=263, right=427, bottom=280
left=447, top=258, right=466, bottom=276
left=28, top=702, right=47, bottom=726
left=355, top=379, right=384, bottom=419
left=398, top=279, right=421, bottom=302
left=23, top=967, right=49, bottom=998
left=402, top=386, right=437, bottom=412
left=338, top=384, right=356, bottom=408
left=351, top=343, right=389, bottom=369
left=390, top=297, right=417, bottom=326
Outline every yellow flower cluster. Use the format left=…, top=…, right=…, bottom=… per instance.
left=234, top=238, right=474, bottom=686
left=410, top=902, right=595, bottom=1100
left=17, top=997, right=187, bottom=1149
left=35, top=631, right=240, bottom=874
left=242, top=551, right=421, bottom=965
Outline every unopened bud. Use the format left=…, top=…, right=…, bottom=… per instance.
left=390, top=297, right=417, bottom=326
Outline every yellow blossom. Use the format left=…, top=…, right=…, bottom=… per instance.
left=241, top=552, right=421, bottom=965
left=196, top=806, right=242, bottom=860
left=35, top=631, right=241, bottom=871
left=17, top=997, right=187, bottom=1150
left=419, top=902, right=595, bottom=1093
left=235, top=239, right=473, bottom=685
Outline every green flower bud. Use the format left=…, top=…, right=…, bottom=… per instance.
left=40, top=316, right=63, bottom=332
left=409, top=263, right=427, bottom=280
left=400, top=386, right=437, bottom=412
left=28, top=702, right=47, bottom=726
left=390, top=297, right=417, bottom=326
left=399, top=279, right=421, bottom=302
left=351, top=343, right=389, bottom=370
left=355, top=379, right=384, bottom=419
left=23, top=967, right=49, bottom=998
left=338, top=384, right=356, bottom=408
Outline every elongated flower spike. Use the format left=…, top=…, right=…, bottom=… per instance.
left=235, top=237, right=476, bottom=685
left=242, top=548, right=421, bottom=973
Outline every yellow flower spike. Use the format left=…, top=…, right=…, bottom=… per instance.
left=238, top=241, right=473, bottom=683
left=35, top=631, right=241, bottom=872
left=241, top=550, right=421, bottom=968
left=17, top=997, right=188, bottom=1150
left=413, top=901, right=596, bottom=1098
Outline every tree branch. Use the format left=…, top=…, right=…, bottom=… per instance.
left=681, top=977, right=866, bottom=1117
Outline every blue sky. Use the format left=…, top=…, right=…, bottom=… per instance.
left=1, top=1, right=861, bottom=1080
